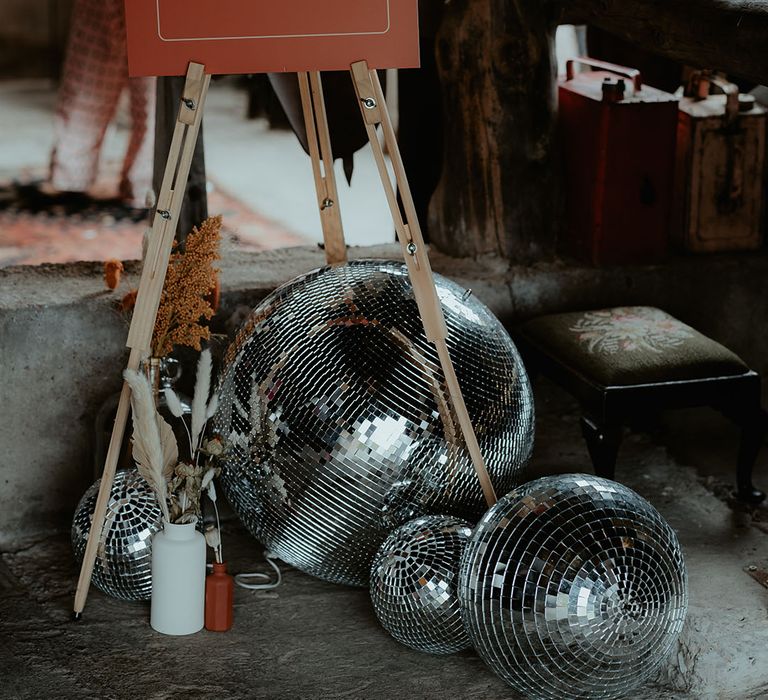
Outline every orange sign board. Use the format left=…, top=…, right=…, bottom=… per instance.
left=125, top=0, right=419, bottom=76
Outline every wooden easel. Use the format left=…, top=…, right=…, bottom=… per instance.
left=73, top=60, right=496, bottom=619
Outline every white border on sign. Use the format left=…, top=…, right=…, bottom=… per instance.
left=156, top=0, right=392, bottom=42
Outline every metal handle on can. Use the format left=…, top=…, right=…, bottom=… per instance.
left=708, top=75, right=740, bottom=124
left=565, top=57, right=643, bottom=92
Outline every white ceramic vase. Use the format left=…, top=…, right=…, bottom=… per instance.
left=150, top=519, right=206, bottom=635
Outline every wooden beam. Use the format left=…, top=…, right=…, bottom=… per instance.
left=562, top=0, right=768, bottom=85
left=297, top=72, right=347, bottom=264
left=430, top=0, right=561, bottom=262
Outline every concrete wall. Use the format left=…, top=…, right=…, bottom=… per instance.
left=2, top=246, right=768, bottom=545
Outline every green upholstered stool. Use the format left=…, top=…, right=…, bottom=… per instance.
left=516, top=306, right=766, bottom=502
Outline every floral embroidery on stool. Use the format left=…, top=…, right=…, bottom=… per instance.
left=569, top=307, right=694, bottom=355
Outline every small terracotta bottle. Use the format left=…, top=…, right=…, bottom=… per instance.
left=205, top=562, right=234, bottom=632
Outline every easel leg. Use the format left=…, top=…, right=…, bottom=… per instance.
left=349, top=61, right=497, bottom=508
left=73, top=62, right=211, bottom=619
left=72, top=346, right=140, bottom=619
left=298, top=71, right=347, bottom=265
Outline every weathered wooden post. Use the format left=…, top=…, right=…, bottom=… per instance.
left=430, top=0, right=561, bottom=262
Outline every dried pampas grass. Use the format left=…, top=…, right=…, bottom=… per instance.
left=205, top=393, right=219, bottom=420
left=124, top=369, right=178, bottom=521
left=191, top=349, right=213, bottom=450
left=163, top=387, right=185, bottom=419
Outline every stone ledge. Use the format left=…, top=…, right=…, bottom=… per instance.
left=2, top=246, right=768, bottom=545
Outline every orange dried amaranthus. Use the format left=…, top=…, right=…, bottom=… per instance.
left=152, top=215, right=222, bottom=358
left=104, top=259, right=124, bottom=290
left=120, top=288, right=138, bottom=312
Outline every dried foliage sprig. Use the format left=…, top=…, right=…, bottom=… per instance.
left=152, top=215, right=222, bottom=358
left=128, top=348, right=226, bottom=542
left=165, top=349, right=221, bottom=524
left=202, top=467, right=223, bottom=563
left=166, top=437, right=224, bottom=525
left=164, top=388, right=185, bottom=419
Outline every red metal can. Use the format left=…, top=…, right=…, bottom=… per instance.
left=558, top=58, right=679, bottom=265
left=673, top=74, right=766, bottom=253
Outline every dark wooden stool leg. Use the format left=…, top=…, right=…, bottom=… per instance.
left=735, top=408, right=768, bottom=504
left=718, top=377, right=767, bottom=504
left=581, top=416, right=622, bottom=480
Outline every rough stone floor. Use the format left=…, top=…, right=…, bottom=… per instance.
left=2, top=381, right=768, bottom=699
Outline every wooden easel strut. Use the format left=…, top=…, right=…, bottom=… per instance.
left=297, top=72, right=347, bottom=265
left=348, top=61, right=497, bottom=508
left=73, top=59, right=496, bottom=619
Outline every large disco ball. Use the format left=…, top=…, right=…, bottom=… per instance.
left=72, top=469, right=163, bottom=601
left=459, top=474, right=688, bottom=700
left=370, top=514, right=472, bottom=654
left=215, top=260, right=534, bottom=587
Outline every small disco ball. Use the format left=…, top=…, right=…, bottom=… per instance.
left=215, top=260, right=534, bottom=587
left=459, top=474, right=688, bottom=700
left=71, top=469, right=163, bottom=601
left=370, top=515, right=472, bottom=654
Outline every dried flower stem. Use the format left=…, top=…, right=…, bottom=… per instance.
left=212, top=498, right=223, bottom=564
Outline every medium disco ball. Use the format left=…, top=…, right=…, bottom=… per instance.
left=71, top=469, right=163, bottom=601
left=215, top=260, right=534, bottom=587
left=459, top=474, right=688, bottom=700
left=370, top=515, right=472, bottom=654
